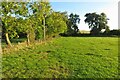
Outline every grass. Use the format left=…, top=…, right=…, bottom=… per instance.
left=1, top=37, right=119, bottom=78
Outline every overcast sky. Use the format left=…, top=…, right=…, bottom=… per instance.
left=50, top=0, right=119, bottom=31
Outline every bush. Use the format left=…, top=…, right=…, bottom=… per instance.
left=103, top=29, right=120, bottom=36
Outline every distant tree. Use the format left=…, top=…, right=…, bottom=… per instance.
left=84, top=12, right=109, bottom=35
left=104, top=26, right=110, bottom=34
left=108, top=29, right=120, bottom=35
left=67, top=13, right=80, bottom=35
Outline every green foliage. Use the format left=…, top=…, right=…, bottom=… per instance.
left=105, top=29, right=120, bottom=35
left=31, top=1, right=52, bottom=40
left=2, top=37, right=118, bottom=78
left=0, top=2, right=29, bottom=46
left=35, top=26, right=44, bottom=40
left=66, top=13, right=80, bottom=35
left=84, top=12, right=109, bottom=35
left=1, top=1, right=66, bottom=44
left=2, top=16, right=18, bottom=39
left=104, top=26, right=110, bottom=34
left=46, top=12, right=67, bottom=37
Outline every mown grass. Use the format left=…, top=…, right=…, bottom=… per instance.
left=1, top=37, right=119, bottom=78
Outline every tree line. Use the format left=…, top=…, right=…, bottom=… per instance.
left=0, top=1, right=118, bottom=47
left=0, top=1, right=67, bottom=46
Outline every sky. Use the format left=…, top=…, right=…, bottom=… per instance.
left=50, top=0, right=119, bottom=31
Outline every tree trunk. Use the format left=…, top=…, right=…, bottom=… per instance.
left=27, top=28, right=35, bottom=45
left=5, top=33, right=12, bottom=47
left=43, top=17, right=46, bottom=40
left=27, top=33, right=30, bottom=45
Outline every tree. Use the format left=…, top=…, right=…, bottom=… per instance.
left=27, top=1, right=52, bottom=40
left=84, top=12, right=109, bottom=35
left=67, top=13, right=80, bottom=35
left=0, top=2, right=20, bottom=46
left=37, top=1, right=51, bottom=40
left=32, top=1, right=51, bottom=40
left=46, top=11, right=67, bottom=37
left=104, top=26, right=110, bottom=34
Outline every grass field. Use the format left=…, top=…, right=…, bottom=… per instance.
left=1, top=37, right=119, bottom=78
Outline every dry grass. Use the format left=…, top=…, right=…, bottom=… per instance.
left=80, top=30, right=90, bottom=34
